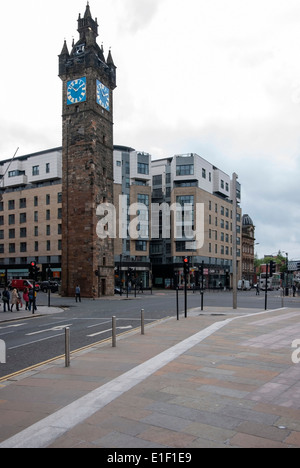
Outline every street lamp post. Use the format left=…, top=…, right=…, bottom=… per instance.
left=232, top=173, right=238, bottom=310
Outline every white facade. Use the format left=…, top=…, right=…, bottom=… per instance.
left=0, top=148, right=62, bottom=189
left=151, top=153, right=239, bottom=202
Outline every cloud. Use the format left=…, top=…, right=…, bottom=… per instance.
left=114, top=0, right=164, bottom=34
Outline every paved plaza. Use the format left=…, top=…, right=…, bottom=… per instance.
left=0, top=306, right=300, bottom=448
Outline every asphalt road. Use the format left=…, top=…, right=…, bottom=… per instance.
left=0, top=288, right=298, bottom=379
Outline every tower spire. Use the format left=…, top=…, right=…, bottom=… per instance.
left=78, top=2, right=98, bottom=41
left=84, top=2, right=92, bottom=19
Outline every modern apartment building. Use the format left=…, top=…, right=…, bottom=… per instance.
left=113, top=146, right=152, bottom=289
left=0, top=146, right=246, bottom=290
left=0, top=148, right=62, bottom=284
left=151, top=153, right=243, bottom=289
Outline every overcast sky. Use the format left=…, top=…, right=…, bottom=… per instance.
left=1, top=0, right=300, bottom=260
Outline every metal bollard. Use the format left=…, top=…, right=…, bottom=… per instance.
left=141, top=309, right=145, bottom=335
left=65, top=327, right=70, bottom=368
left=112, top=316, right=117, bottom=347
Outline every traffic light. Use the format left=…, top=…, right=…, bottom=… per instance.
left=183, top=257, right=189, bottom=275
left=29, top=261, right=35, bottom=278
left=199, top=264, right=204, bottom=276
left=29, top=261, right=39, bottom=280
left=270, top=261, right=276, bottom=277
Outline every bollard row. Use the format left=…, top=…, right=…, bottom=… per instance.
left=64, top=309, right=146, bottom=367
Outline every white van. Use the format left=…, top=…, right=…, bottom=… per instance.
left=238, top=280, right=251, bottom=290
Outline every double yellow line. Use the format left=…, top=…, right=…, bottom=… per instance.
left=0, top=324, right=142, bottom=384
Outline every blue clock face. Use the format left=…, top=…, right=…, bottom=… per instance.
left=67, top=77, right=87, bottom=105
left=96, top=80, right=110, bottom=111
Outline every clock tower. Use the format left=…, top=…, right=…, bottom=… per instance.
left=59, top=3, right=116, bottom=298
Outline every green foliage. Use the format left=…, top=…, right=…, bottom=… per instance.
left=254, top=250, right=287, bottom=274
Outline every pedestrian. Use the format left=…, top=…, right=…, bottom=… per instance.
left=75, top=285, right=81, bottom=302
left=11, top=288, right=20, bottom=312
left=28, top=288, right=37, bottom=312
left=2, top=288, right=10, bottom=312
left=23, top=287, right=29, bottom=310
left=256, top=283, right=260, bottom=295
left=292, top=284, right=296, bottom=297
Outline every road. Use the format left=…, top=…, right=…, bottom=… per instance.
left=0, top=288, right=298, bottom=379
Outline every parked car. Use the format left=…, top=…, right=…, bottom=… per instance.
left=40, top=281, right=59, bottom=293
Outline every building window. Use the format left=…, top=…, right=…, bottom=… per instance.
left=202, top=168, right=206, bottom=179
left=9, top=214, right=15, bottom=225
left=9, top=243, right=15, bottom=253
left=20, top=213, right=27, bottom=224
left=47, top=241, right=51, bottom=251
left=175, top=241, right=196, bottom=252
left=176, top=164, right=194, bottom=176
left=46, top=194, right=50, bottom=205
left=46, top=163, right=50, bottom=173
left=19, top=198, right=26, bottom=209
left=46, top=210, right=50, bottom=220
left=9, top=229, right=15, bottom=239
left=34, top=196, right=38, bottom=207
left=8, top=200, right=15, bottom=210
left=20, top=228, right=27, bottom=238
left=153, top=175, right=162, bottom=185
left=137, top=162, right=149, bottom=175
left=57, top=192, right=62, bottom=203
left=136, top=240, right=147, bottom=251
left=137, top=193, right=149, bottom=206
left=32, top=166, right=39, bottom=176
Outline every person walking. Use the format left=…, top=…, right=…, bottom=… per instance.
left=2, top=288, right=10, bottom=312
left=11, top=288, right=20, bottom=312
left=256, top=283, right=260, bottom=295
left=28, top=288, right=37, bottom=312
left=75, top=285, right=81, bottom=302
left=23, top=287, right=29, bottom=310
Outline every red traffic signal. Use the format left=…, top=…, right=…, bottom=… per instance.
left=183, top=257, right=189, bottom=274
left=29, top=261, right=39, bottom=279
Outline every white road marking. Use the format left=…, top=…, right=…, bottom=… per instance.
left=26, top=324, right=73, bottom=336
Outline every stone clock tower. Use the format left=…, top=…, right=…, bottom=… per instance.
left=59, top=3, right=116, bottom=297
